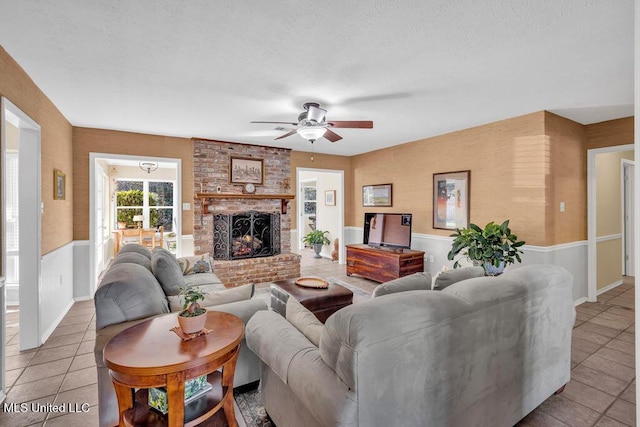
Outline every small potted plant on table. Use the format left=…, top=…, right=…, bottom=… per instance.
left=302, top=229, right=331, bottom=258
left=447, top=220, right=525, bottom=276
left=177, top=286, right=208, bottom=334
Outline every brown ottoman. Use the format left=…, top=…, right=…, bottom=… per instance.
left=270, top=278, right=354, bottom=323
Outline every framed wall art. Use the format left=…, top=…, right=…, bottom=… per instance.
left=325, top=190, right=336, bottom=206
left=362, top=184, right=392, bottom=207
left=229, top=157, right=264, bottom=185
left=54, top=169, right=66, bottom=200
left=433, top=171, right=470, bottom=230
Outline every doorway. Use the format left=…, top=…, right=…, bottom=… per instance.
left=296, top=168, right=344, bottom=263
left=1, top=98, right=42, bottom=357
left=587, top=144, right=635, bottom=302
left=89, top=153, right=182, bottom=292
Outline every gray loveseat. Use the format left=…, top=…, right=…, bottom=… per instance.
left=246, top=264, right=574, bottom=427
left=94, top=244, right=267, bottom=427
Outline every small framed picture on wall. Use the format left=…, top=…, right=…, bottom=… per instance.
left=54, top=169, right=66, bottom=200
left=325, top=190, right=336, bottom=206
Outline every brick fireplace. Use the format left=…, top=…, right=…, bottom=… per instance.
left=192, top=139, right=300, bottom=287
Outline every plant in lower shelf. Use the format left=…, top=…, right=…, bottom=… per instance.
left=302, top=229, right=331, bottom=258
left=447, top=220, right=525, bottom=276
left=177, top=286, right=208, bottom=334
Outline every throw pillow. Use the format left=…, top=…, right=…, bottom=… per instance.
left=286, top=298, right=323, bottom=347
left=151, top=250, right=185, bottom=296
left=167, top=283, right=255, bottom=312
left=433, top=266, right=485, bottom=290
left=177, top=253, right=215, bottom=275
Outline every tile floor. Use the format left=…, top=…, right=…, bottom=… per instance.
left=0, top=251, right=636, bottom=426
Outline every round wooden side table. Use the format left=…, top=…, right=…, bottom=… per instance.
left=104, top=311, right=244, bottom=427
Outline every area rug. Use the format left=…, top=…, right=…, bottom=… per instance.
left=235, top=386, right=274, bottom=427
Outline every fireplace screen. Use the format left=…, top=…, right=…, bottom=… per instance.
left=213, top=211, right=280, bottom=260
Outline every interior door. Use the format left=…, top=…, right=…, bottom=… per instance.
left=623, top=162, right=635, bottom=276
left=94, top=163, right=105, bottom=281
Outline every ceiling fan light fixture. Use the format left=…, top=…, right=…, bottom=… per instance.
left=297, top=127, right=327, bottom=142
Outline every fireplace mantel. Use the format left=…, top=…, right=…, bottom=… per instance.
left=195, top=193, right=295, bottom=214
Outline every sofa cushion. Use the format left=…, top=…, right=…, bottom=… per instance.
left=177, top=253, right=215, bottom=275
left=183, top=272, right=224, bottom=288
left=111, top=252, right=152, bottom=271
left=151, top=250, right=185, bottom=296
left=118, top=243, right=152, bottom=259
left=433, top=266, right=485, bottom=290
left=286, top=298, right=323, bottom=347
left=94, top=263, right=170, bottom=330
left=167, top=283, right=255, bottom=312
left=372, top=272, right=432, bottom=297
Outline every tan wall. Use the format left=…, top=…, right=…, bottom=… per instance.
left=350, top=112, right=550, bottom=245
left=586, top=117, right=634, bottom=150
left=290, top=151, right=352, bottom=229
left=545, top=112, right=587, bottom=244
left=72, top=128, right=193, bottom=240
left=0, top=46, right=74, bottom=257
left=597, top=239, right=624, bottom=290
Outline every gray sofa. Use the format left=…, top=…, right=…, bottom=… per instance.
left=246, top=264, right=575, bottom=427
left=94, top=244, right=267, bottom=427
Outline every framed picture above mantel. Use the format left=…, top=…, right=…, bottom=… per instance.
left=433, top=170, right=470, bottom=230
left=229, top=157, right=264, bottom=185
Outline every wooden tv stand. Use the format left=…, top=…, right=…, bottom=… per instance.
left=346, top=244, right=425, bottom=283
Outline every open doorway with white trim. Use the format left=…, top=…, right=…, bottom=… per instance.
left=1, top=97, right=42, bottom=361
left=296, top=168, right=344, bottom=263
left=587, top=144, right=635, bottom=302
left=89, top=153, right=182, bottom=294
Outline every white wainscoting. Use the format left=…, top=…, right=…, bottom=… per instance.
left=40, top=241, right=76, bottom=344
left=73, top=240, right=91, bottom=300
left=344, top=227, right=589, bottom=303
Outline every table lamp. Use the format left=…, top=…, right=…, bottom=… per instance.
left=133, top=215, right=144, bottom=229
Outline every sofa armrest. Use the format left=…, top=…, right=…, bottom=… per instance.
left=247, top=311, right=356, bottom=426
left=372, top=272, right=432, bottom=297
left=246, top=310, right=317, bottom=383
left=207, top=298, right=267, bottom=324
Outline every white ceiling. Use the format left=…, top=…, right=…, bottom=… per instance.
left=0, top=1, right=634, bottom=156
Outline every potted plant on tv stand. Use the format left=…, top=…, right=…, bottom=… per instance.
left=447, top=220, right=525, bottom=276
left=177, top=286, right=208, bottom=334
left=302, top=229, right=331, bottom=259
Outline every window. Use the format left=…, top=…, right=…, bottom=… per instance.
left=115, top=179, right=175, bottom=231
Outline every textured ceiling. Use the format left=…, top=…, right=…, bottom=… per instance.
left=0, top=1, right=634, bottom=156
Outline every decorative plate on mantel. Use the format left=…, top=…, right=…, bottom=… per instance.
left=295, top=277, right=329, bottom=289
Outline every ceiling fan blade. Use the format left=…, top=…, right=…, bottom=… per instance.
left=327, top=120, right=373, bottom=129
left=251, top=121, right=299, bottom=126
left=323, top=129, right=343, bottom=143
left=275, top=129, right=298, bottom=140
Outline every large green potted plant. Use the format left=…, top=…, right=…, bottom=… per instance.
left=302, top=229, right=331, bottom=258
left=447, top=220, right=525, bottom=276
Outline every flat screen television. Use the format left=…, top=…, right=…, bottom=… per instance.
left=363, top=212, right=412, bottom=249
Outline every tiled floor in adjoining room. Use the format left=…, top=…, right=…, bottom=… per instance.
left=0, top=250, right=636, bottom=426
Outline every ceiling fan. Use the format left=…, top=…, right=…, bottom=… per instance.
left=251, top=102, right=373, bottom=144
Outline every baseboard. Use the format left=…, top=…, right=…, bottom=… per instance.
left=40, top=299, right=75, bottom=344
left=74, top=295, right=94, bottom=302
left=597, top=280, right=624, bottom=295
left=573, top=297, right=588, bottom=306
